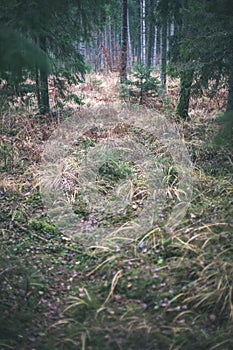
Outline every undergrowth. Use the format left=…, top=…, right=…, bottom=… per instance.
left=0, top=73, right=232, bottom=350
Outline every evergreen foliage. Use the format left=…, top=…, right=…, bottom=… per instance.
left=169, top=0, right=233, bottom=117
left=1, top=0, right=232, bottom=126
left=123, top=63, right=160, bottom=104
left=0, top=0, right=110, bottom=113
left=214, top=111, right=233, bottom=149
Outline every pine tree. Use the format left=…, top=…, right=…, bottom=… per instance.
left=170, top=0, right=233, bottom=118
left=0, top=0, right=111, bottom=113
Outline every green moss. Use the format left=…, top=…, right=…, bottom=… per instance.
left=29, top=217, right=59, bottom=235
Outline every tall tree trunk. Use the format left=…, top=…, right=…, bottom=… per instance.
left=175, top=70, right=193, bottom=120
left=112, top=24, right=116, bottom=67
left=170, top=20, right=175, bottom=36
left=40, top=68, right=49, bottom=114
left=137, top=1, right=141, bottom=63
left=108, top=20, right=112, bottom=68
left=97, top=31, right=105, bottom=70
left=35, top=64, right=41, bottom=110
left=166, top=21, right=175, bottom=58
left=152, top=26, right=158, bottom=66
left=160, top=6, right=168, bottom=88
left=140, top=0, right=146, bottom=64
left=38, top=35, right=50, bottom=114
left=120, top=0, right=128, bottom=83
left=91, top=32, right=98, bottom=71
left=156, top=24, right=161, bottom=60
left=127, top=8, right=132, bottom=67
left=226, top=69, right=233, bottom=111
left=147, top=0, right=155, bottom=66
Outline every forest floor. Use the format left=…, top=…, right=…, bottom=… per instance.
left=0, top=72, right=233, bottom=350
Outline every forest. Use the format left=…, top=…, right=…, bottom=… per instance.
left=0, top=0, right=232, bottom=349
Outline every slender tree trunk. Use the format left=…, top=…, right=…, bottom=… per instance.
left=108, top=20, right=112, bottom=68
left=120, top=0, right=128, bottom=83
left=127, top=8, right=132, bottom=67
left=91, top=32, right=98, bottom=71
left=104, top=28, right=109, bottom=72
left=152, top=26, right=158, bottom=66
left=147, top=0, right=155, bottom=66
left=97, top=32, right=105, bottom=70
left=136, top=0, right=141, bottom=63
left=140, top=0, right=146, bottom=64
left=166, top=21, right=171, bottom=52
left=226, top=69, right=233, bottom=111
left=35, top=64, right=41, bottom=110
left=175, top=70, right=194, bottom=120
left=40, top=69, right=49, bottom=114
left=160, top=7, right=168, bottom=88
left=38, top=35, right=50, bottom=114
left=112, top=24, right=116, bottom=67
left=133, top=47, right=137, bottom=64
left=171, top=20, right=175, bottom=36
left=166, top=21, right=175, bottom=57
left=156, top=24, right=161, bottom=60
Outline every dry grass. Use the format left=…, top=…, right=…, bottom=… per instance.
left=0, top=72, right=232, bottom=350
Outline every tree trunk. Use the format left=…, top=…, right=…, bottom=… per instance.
left=160, top=8, right=168, bottom=88
left=137, top=2, right=141, bottom=63
left=120, top=0, right=128, bottom=83
left=156, top=24, right=161, bottom=61
left=226, top=69, right=233, bottom=111
left=147, top=0, right=155, bottom=66
left=127, top=8, right=133, bottom=67
left=140, top=0, right=146, bottom=64
left=35, top=64, right=41, bottom=110
left=38, top=35, right=50, bottom=114
left=175, top=70, right=194, bottom=120
left=40, top=68, right=49, bottom=114
left=108, top=21, right=112, bottom=68
left=152, top=26, right=158, bottom=66
left=97, top=31, right=105, bottom=70
left=112, top=24, right=116, bottom=67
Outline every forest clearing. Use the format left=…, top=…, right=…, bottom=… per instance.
left=1, top=71, right=232, bottom=350
left=1, top=0, right=233, bottom=349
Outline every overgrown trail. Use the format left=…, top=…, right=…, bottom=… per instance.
left=1, top=73, right=233, bottom=350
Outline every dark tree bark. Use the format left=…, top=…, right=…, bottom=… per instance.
left=156, top=24, right=161, bottom=60
left=160, top=6, right=168, bottom=88
left=175, top=70, right=194, bottom=120
left=226, top=69, right=233, bottom=111
left=38, top=35, right=50, bottom=114
left=120, top=0, right=128, bottom=83
left=35, top=64, right=41, bottom=110
left=39, top=69, right=49, bottom=114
